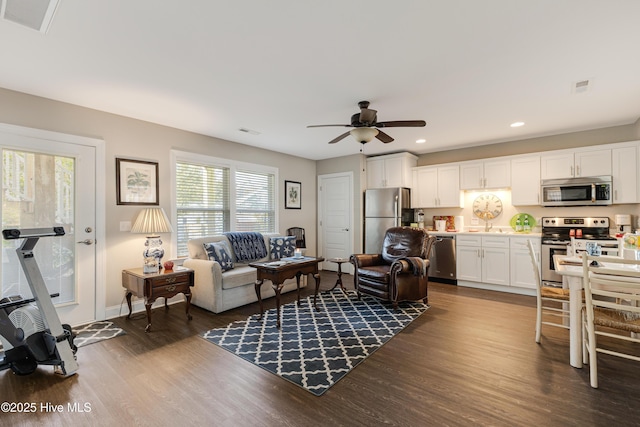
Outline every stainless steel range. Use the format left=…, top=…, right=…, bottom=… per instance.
left=540, top=216, right=616, bottom=286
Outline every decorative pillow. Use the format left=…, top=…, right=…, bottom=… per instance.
left=203, top=242, right=234, bottom=271
left=270, top=236, right=296, bottom=259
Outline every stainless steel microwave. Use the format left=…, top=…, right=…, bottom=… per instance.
left=540, top=176, right=612, bottom=206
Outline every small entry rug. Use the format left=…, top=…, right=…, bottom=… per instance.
left=74, top=321, right=126, bottom=348
left=202, top=290, right=429, bottom=396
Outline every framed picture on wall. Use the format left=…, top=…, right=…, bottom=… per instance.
left=116, top=158, right=159, bottom=205
left=285, top=180, right=301, bottom=209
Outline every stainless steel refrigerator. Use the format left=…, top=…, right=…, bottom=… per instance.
left=364, top=187, right=414, bottom=253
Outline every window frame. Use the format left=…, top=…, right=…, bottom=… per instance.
left=170, top=150, right=279, bottom=258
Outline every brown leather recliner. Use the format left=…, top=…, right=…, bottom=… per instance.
left=350, top=227, right=436, bottom=308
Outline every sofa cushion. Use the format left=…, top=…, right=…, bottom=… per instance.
left=219, top=265, right=260, bottom=290
left=270, top=236, right=296, bottom=259
left=204, top=242, right=234, bottom=271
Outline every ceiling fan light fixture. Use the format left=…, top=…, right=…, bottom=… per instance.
left=350, top=127, right=379, bottom=143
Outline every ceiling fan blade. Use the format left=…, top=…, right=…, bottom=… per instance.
left=376, top=130, right=394, bottom=143
left=376, top=120, right=426, bottom=128
left=359, top=108, right=377, bottom=124
left=328, top=131, right=351, bottom=144
left=307, top=124, right=351, bottom=128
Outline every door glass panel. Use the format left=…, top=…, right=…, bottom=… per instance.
left=1, top=149, right=76, bottom=304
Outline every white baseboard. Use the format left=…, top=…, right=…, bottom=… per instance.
left=105, top=293, right=187, bottom=320
left=456, top=280, right=536, bottom=297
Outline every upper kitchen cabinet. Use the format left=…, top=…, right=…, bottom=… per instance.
left=511, top=155, right=541, bottom=205
left=460, top=159, right=510, bottom=190
left=612, top=144, right=638, bottom=204
left=412, top=165, right=462, bottom=208
left=540, top=148, right=611, bottom=180
left=366, top=152, right=417, bottom=189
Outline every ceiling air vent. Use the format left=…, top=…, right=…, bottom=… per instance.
left=238, top=128, right=260, bottom=135
left=572, top=79, right=592, bottom=94
left=1, top=0, right=59, bottom=33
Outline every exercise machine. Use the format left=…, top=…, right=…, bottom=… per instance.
left=0, top=227, right=78, bottom=376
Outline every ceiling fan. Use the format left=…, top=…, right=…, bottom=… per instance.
left=307, top=101, right=426, bottom=145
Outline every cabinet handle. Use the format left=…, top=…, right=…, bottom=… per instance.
left=615, top=190, right=618, bottom=201
left=576, top=165, right=580, bottom=176
left=165, top=277, right=177, bottom=284
left=570, top=165, right=574, bottom=176
left=166, top=284, right=176, bottom=292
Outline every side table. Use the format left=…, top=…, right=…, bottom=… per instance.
left=324, top=257, right=350, bottom=295
left=121, top=267, right=194, bottom=332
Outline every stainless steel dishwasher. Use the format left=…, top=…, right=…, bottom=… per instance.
left=429, top=234, right=457, bottom=284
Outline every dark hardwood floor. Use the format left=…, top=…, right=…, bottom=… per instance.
left=3, top=272, right=640, bottom=427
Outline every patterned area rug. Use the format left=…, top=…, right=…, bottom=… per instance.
left=203, top=290, right=429, bottom=396
left=74, top=321, right=126, bottom=347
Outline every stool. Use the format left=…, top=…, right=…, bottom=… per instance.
left=324, top=257, right=350, bottom=295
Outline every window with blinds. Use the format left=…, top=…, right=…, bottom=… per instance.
left=174, top=155, right=277, bottom=257
left=235, top=169, right=275, bottom=233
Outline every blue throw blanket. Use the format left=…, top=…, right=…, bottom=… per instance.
left=224, top=232, right=267, bottom=262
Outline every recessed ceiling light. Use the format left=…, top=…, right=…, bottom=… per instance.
left=416, top=139, right=426, bottom=144
left=510, top=122, right=525, bottom=128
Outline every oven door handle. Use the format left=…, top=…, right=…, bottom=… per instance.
left=591, top=183, right=596, bottom=203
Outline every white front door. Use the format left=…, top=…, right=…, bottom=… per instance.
left=0, top=125, right=100, bottom=326
left=318, top=172, right=353, bottom=274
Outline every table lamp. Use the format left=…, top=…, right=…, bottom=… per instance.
left=131, top=207, right=173, bottom=272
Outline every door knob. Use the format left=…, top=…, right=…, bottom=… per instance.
left=342, top=228, right=349, bottom=231
left=77, top=239, right=94, bottom=245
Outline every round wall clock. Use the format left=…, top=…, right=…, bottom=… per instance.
left=472, top=193, right=503, bottom=220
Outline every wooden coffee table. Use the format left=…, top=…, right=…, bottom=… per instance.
left=250, top=256, right=324, bottom=328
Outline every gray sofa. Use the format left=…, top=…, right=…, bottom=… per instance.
left=183, top=232, right=305, bottom=313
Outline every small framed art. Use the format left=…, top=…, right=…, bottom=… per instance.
left=116, top=158, right=159, bottom=205
left=285, top=180, right=301, bottom=209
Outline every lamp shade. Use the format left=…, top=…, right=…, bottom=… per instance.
left=350, top=127, right=379, bottom=143
left=131, top=208, right=173, bottom=235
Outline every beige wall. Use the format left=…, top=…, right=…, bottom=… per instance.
left=316, top=154, right=366, bottom=253
left=0, top=88, right=316, bottom=314
left=417, top=123, right=639, bottom=166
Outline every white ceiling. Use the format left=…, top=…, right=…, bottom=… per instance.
left=1, top=0, right=640, bottom=160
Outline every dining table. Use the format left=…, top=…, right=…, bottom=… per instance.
left=552, top=254, right=586, bottom=368
left=553, top=253, right=640, bottom=368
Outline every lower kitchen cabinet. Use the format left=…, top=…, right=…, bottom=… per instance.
left=456, top=233, right=540, bottom=293
left=509, top=236, right=540, bottom=290
left=456, top=234, right=510, bottom=286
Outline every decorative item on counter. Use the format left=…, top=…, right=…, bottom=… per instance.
left=417, top=209, right=425, bottom=229
left=510, top=213, right=536, bottom=233
left=432, top=215, right=455, bottom=231
left=454, top=216, right=464, bottom=232
left=163, top=260, right=174, bottom=271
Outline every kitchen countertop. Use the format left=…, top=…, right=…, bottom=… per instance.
left=428, top=230, right=542, bottom=237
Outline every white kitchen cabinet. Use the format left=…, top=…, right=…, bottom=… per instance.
left=456, top=235, right=483, bottom=282
left=366, top=152, right=417, bottom=189
left=510, top=155, right=541, bottom=206
left=540, top=148, right=611, bottom=180
left=460, top=159, right=510, bottom=190
left=412, top=165, right=462, bottom=208
left=612, top=145, right=638, bottom=204
left=509, top=236, right=540, bottom=290
left=456, top=234, right=509, bottom=286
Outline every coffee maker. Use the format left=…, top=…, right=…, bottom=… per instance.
left=615, top=214, right=632, bottom=234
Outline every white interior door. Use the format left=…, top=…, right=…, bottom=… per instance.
left=318, top=172, right=353, bottom=274
left=1, top=127, right=98, bottom=326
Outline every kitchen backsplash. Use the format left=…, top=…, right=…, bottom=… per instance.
left=415, top=189, right=640, bottom=233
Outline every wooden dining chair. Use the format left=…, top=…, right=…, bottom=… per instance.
left=528, top=239, right=571, bottom=343
left=582, top=254, right=640, bottom=388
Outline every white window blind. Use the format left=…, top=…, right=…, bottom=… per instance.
left=175, top=161, right=230, bottom=256
left=174, top=154, right=277, bottom=257
left=235, top=169, right=275, bottom=233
